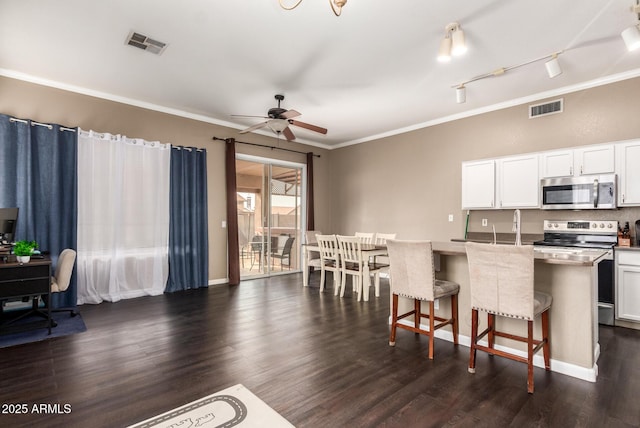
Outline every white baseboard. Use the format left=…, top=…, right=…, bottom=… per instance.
left=394, top=318, right=598, bottom=383
left=209, top=278, right=229, bottom=286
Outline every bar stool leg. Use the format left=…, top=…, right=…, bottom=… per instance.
left=451, top=293, right=459, bottom=345
left=487, top=313, right=495, bottom=350
left=527, top=320, right=534, bottom=394
left=389, top=294, right=399, bottom=346
left=428, top=300, right=435, bottom=360
left=542, top=310, right=551, bottom=370
left=469, top=309, right=478, bottom=373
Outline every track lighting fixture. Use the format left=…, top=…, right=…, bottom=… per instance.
left=545, top=54, right=563, bottom=78
left=279, top=0, right=346, bottom=16
left=437, top=22, right=467, bottom=62
left=622, top=1, right=640, bottom=51
left=452, top=51, right=563, bottom=104
left=456, top=85, right=466, bottom=104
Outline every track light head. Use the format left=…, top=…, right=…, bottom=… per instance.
left=451, top=27, right=467, bottom=56
left=437, top=22, right=466, bottom=62
left=456, top=85, right=466, bottom=104
left=437, top=37, right=452, bottom=62
left=545, top=54, right=562, bottom=78
left=622, top=24, right=640, bottom=51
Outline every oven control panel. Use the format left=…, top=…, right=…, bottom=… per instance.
left=543, top=220, right=618, bottom=234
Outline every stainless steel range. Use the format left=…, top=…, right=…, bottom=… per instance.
left=534, top=220, right=617, bottom=325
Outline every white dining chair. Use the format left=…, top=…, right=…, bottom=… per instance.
left=303, top=230, right=322, bottom=287
left=337, top=235, right=386, bottom=301
left=315, top=234, right=341, bottom=294
left=372, top=232, right=396, bottom=267
left=355, top=232, right=376, bottom=245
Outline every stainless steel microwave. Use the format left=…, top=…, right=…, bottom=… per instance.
left=541, top=174, right=617, bottom=210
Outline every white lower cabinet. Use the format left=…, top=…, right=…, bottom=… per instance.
left=616, top=250, right=640, bottom=323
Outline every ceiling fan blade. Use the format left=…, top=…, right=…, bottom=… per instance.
left=239, top=121, right=268, bottom=134
left=281, top=109, right=301, bottom=119
left=231, top=114, right=269, bottom=119
left=283, top=127, right=296, bottom=141
left=289, top=120, right=328, bottom=135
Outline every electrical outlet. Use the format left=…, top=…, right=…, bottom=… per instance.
left=434, top=300, right=439, bottom=310
left=482, top=218, right=488, bottom=227
left=448, top=214, right=454, bottom=222
left=221, top=220, right=227, bottom=228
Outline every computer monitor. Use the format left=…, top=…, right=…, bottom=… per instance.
left=0, top=207, right=19, bottom=243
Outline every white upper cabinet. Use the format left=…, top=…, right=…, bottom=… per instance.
left=541, top=149, right=573, bottom=178
left=574, top=144, right=615, bottom=175
left=616, top=139, right=640, bottom=206
left=497, top=154, right=540, bottom=208
left=541, top=144, right=614, bottom=178
left=461, top=160, right=495, bottom=209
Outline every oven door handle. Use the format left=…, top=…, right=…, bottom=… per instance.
left=593, top=178, right=599, bottom=208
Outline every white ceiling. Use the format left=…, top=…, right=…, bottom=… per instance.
left=1, top=0, right=639, bottom=149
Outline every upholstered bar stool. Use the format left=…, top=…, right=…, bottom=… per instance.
left=465, top=242, right=552, bottom=394
left=386, top=240, right=459, bottom=360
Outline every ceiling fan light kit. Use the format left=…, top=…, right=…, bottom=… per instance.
left=279, top=0, right=346, bottom=16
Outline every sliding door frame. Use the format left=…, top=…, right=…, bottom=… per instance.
left=236, top=154, right=307, bottom=278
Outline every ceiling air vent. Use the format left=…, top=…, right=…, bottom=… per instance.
left=125, top=31, right=167, bottom=55
left=529, top=98, right=563, bottom=118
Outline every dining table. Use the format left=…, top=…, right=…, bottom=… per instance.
left=302, top=242, right=388, bottom=301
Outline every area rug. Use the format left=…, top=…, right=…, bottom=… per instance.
left=127, top=384, right=295, bottom=428
left=0, top=312, right=87, bottom=349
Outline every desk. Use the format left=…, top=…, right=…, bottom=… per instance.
left=0, top=256, right=52, bottom=335
left=302, top=243, right=387, bottom=301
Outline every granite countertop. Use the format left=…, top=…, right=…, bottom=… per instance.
left=442, top=240, right=608, bottom=266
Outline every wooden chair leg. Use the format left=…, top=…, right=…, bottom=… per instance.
left=542, top=309, right=551, bottom=370
left=451, top=293, right=459, bottom=345
left=488, top=313, right=495, bottom=350
left=320, top=268, right=326, bottom=293
left=469, top=309, right=478, bottom=373
left=389, top=294, right=399, bottom=346
left=428, top=300, right=435, bottom=360
left=527, top=320, right=534, bottom=394
left=414, top=299, right=421, bottom=330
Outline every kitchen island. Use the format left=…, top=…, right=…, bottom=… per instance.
left=397, top=241, right=606, bottom=382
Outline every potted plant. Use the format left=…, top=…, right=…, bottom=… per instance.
left=13, top=240, right=38, bottom=263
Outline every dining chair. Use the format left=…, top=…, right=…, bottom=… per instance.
left=386, top=240, right=459, bottom=360
left=337, top=235, right=386, bottom=301
left=372, top=232, right=396, bottom=266
left=355, top=232, right=376, bottom=245
left=304, top=230, right=322, bottom=286
left=271, top=236, right=295, bottom=270
left=315, top=234, right=341, bottom=294
left=375, top=233, right=396, bottom=245
left=465, top=242, right=552, bottom=394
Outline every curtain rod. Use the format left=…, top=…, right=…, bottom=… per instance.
left=9, top=117, right=76, bottom=132
left=212, top=136, right=320, bottom=158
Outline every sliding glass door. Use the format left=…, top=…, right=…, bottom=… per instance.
left=236, top=156, right=305, bottom=279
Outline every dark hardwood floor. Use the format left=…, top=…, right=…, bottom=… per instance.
left=1, top=273, right=639, bottom=428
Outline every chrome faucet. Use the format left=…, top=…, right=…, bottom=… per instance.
left=513, top=209, right=522, bottom=246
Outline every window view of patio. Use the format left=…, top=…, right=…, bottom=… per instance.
left=236, top=158, right=303, bottom=278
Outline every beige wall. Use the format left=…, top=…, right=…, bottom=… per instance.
left=3, top=74, right=640, bottom=283
left=0, top=76, right=332, bottom=282
left=330, top=77, right=640, bottom=241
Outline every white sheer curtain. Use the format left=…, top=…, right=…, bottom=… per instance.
left=77, top=129, right=171, bottom=304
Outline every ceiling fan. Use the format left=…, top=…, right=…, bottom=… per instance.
left=233, top=94, right=327, bottom=141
